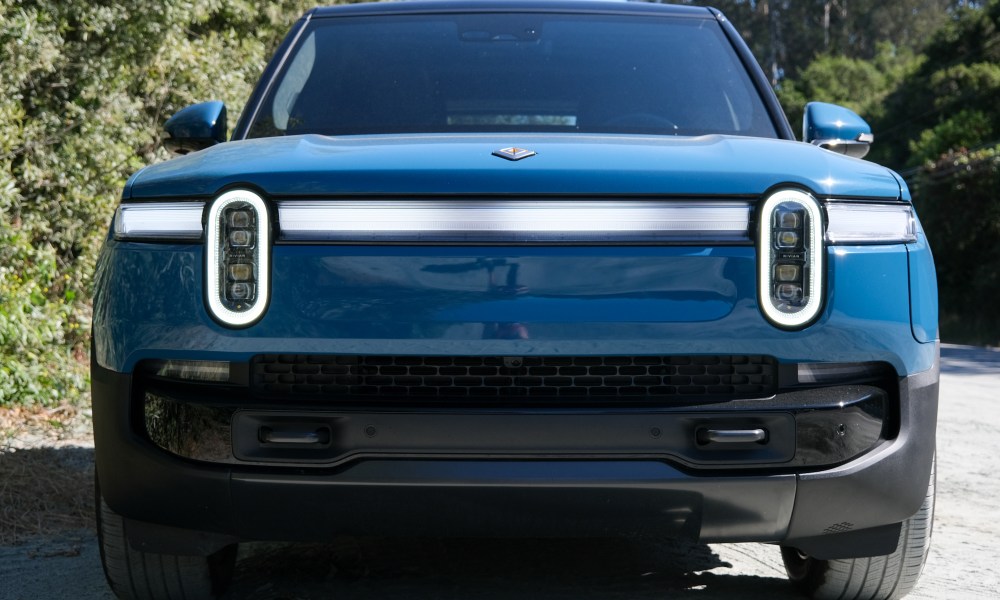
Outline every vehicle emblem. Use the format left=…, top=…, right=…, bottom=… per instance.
left=492, top=147, right=537, bottom=161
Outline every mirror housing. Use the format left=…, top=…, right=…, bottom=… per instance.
left=164, top=101, right=227, bottom=155
left=803, top=102, right=873, bottom=159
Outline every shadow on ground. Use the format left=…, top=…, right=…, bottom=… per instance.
left=227, top=536, right=795, bottom=599
left=940, top=344, right=1000, bottom=375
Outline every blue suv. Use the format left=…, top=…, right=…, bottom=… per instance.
left=92, top=2, right=939, bottom=599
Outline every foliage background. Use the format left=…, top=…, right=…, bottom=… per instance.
left=0, top=0, right=997, bottom=407
left=1, top=0, right=315, bottom=407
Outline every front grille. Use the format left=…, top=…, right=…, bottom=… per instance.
left=251, top=355, right=777, bottom=403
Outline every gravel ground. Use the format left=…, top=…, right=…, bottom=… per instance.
left=1, top=344, right=997, bottom=600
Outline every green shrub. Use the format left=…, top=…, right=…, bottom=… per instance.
left=0, top=0, right=316, bottom=407
left=777, top=43, right=919, bottom=138
left=911, top=145, right=1000, bottom=346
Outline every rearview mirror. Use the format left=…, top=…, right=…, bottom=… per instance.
left=164, top=101, right=227, bottom=155
left=803, top=102, right=873, bottom=159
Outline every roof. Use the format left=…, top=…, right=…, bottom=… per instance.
left=310, top=1, right=715, bottom=19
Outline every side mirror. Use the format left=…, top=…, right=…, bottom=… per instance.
left=164, top=101, right=227, bottom=155
left=803, top=102, right=873, bottom=159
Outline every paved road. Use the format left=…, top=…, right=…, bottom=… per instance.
left=2, top=344, right=998, bottom=599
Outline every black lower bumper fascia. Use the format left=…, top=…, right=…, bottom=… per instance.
left=92, top=356, right=937, bottom=559
left=782, top=358, right=938, bottom=559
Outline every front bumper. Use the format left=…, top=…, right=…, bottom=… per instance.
left=92, top=354, right=937, bottom=560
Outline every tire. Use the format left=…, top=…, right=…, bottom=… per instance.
left=781, top=457, right=935, bottom=600
left=96, top=483, right=237, bottom=600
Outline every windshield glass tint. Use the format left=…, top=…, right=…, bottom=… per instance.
left=246, top=12, right=777, bottom=139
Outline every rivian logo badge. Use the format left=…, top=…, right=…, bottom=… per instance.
left=492, top=147, right=537, bottom=161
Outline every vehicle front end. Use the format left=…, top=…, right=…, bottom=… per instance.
left=91, top=3, right=938, bottom=599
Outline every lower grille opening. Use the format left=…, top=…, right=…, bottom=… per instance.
left=251, top=355, right=778, bottom=405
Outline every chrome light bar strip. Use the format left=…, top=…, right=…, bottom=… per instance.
left=113, top=202, right=205, bottom=240
left=277, top=200, right=752, bottom=243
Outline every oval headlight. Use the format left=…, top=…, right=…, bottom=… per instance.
left=758, top=189, right=825, bottom=329
left=205, top=189, right=270, bottom=327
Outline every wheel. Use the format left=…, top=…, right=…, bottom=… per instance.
left=96, top=482, right=237, bottom=600
left=781, top=457, right=935, bottom=600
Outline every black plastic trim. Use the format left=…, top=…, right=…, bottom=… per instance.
left=141, top=384, right=887, bottom=471
left=782, top=354, right=938, bottom=558
left=92, top=354, right=936, bottom=558
left=786, top=523, right=903, bottom=561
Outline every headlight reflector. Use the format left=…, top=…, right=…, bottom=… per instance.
left=758, top=189, right=824, bottom=329
left=206, top=189, right=269, bottom=327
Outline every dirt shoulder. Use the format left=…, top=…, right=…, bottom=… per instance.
left=0, top=406, right=96, bottom=546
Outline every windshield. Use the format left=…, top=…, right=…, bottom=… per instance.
left=246, top=12, right=778, bottom=139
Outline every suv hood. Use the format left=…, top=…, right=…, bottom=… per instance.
left=126, top=134, right=902, bottom=200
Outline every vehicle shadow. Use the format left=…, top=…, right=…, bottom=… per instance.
left=940, top=343, right=1000, bottom=375
left=228, top=536, right=796, bottom=599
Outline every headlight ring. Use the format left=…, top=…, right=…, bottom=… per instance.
left=205, top=189, right=270, bottom=327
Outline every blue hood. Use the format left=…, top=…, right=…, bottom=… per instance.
left=126, top=133, right=902, bottom=200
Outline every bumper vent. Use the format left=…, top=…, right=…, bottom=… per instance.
left=251, top=355, right=777, bottom=403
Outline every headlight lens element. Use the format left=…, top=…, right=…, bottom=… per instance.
left=150, top=360, right=231, bottom=383
left=758, top=189, right=824, bottom=329
left=113, top=203, right=205, bottom=240
left=205, top=189, right=269, bottom=327
left=825, top=202, right=916, bottom=244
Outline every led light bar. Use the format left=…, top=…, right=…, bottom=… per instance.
left=151, top=359, right=231, bottom=383
left=797, top=362, right=886, bottom=384
left=825, top=202, right=916, bottom=244
left=113, top=203, right=205, bottom=240
left=277, top=200, right=752, bottom=243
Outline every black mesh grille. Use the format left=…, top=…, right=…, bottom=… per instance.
left=251, top=355, right=777, bottom=402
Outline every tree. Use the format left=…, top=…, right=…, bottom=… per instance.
left=876, top=0, right=1000, bottom=344
left=0, top=0, right=316, bottom=406
left=776, top=43, right=919, bottom=138
left=685, top=0, right=953, bottom=82
left=874, top=0, right=1000, bottom=168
